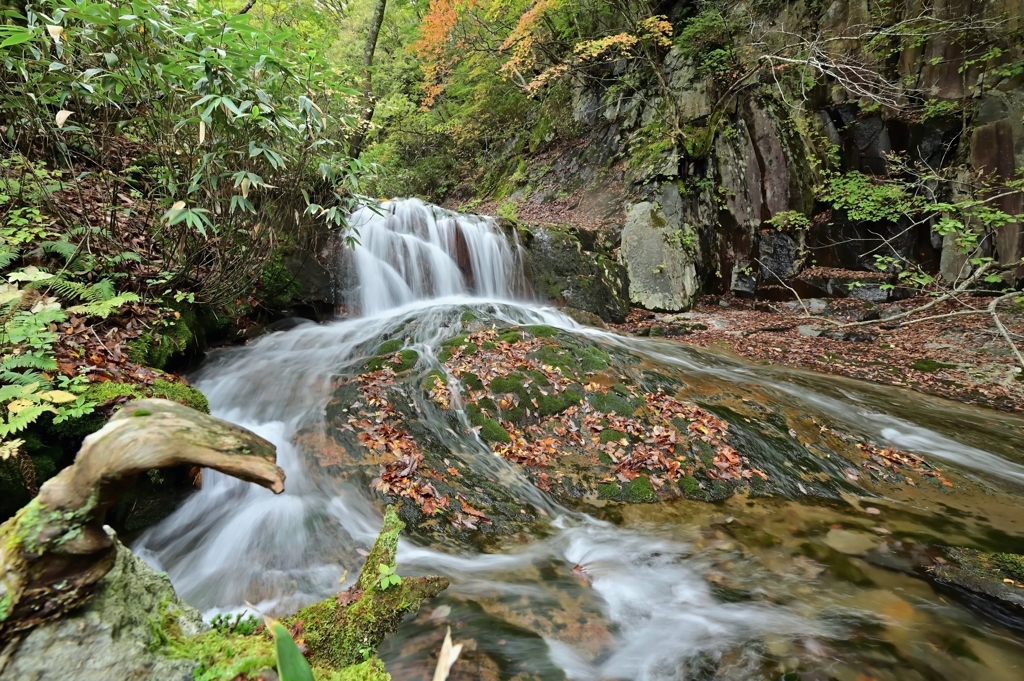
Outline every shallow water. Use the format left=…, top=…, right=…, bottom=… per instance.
left=135, top=200, right=1024, bottom=680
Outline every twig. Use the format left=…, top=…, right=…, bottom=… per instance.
left=990, top=294, right=1024, bottom=371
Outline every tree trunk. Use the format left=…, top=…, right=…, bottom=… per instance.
left=347, top=0, right=387, bottom=159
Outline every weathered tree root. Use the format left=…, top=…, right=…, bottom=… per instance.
left=293, top=505, right=450, bottom=669
left=0, top=399, right=284, bottom=642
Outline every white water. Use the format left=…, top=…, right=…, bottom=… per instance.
left=135, top=199, right=1024, bottom=679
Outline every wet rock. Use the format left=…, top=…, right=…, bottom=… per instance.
left=930, top=547, right=1024, bottom=632
left=562, top=306, right=607, bottom=328
left=782, top=299, right=828, bottom=315
left=620, top=202, right=698, bottom=311
left=0, top=537, right=204, bottom=681
left=524, top=225, right=629, bottom=323
left=730, top=262, right=757, bottom=297
left=824, top=529, right=878, bottom=555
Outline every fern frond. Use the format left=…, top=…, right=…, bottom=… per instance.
left=0, top=245, right=20, bottom=270
left=67, top=291, right=140, bottom=319
left=0, top=404, right=53, bottom=437
left=1, top=353, right=57, bottom=371
left=44, top=277, right=98, bottom=302
left=38, top=239, right=78, bottom=261
left=0, top=370, right=47, bottom=386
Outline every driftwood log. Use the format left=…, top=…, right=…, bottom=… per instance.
left=0, top=399, right=284, bottom=642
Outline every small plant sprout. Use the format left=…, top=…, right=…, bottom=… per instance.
left=377, top=562, right=402, bottom=590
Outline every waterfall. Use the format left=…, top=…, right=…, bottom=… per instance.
left=132, top=198, right=1024, bottom=680
left=344, top=198, right=527, bottom=314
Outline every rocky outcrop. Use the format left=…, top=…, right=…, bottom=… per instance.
left=493, top=0, right=1024, bottom=308
left=523, top=224, right=629, bottom=322
left=620, top=201, right=698, bottom=311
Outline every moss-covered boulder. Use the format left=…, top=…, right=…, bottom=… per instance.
left=523, top=224, right=629, bottom=323
left=0, top=537, right=205, bottom=681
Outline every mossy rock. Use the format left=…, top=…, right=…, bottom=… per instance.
left=466, top=403, right=511, bottom=443
left=376, top=339, right=403, bottom=355
left=365, top=349, right=419, bottom=373
left=50, top=379, right=209, bottom=439
left=596, top=475, right=657, bottom=503
left=910, top=359, right=957, bottom=372
left=588, top=389, right=639, bottom=417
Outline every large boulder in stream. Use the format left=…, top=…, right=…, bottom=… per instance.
left=305, top=310, right=964, bottom=549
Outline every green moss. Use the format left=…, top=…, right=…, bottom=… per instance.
left=466, top=403, right=511, bottom=443
left=600, top=429, right=628, bottom=444
left=376, top=339, right=403, bottom=355
left=577, top=346, right=610, bottom=372
left=50, top=379, right=209, bottom=440
left=460, top=309, right=478, bottom=323
left=680, top=475, right=701, bottom=497
left=365, top=349, right=419, bottom=373
left=910, top=358, right=956, bottom=372
left=489, top=373, right=526, bottom=395
left=623, top=475, right=657, bottom=503
left=588, top=390, right=638, bottom=417
left=460, top=372, right=484, bottom=391
left=294, top=507, right=447, bottom=670
left=162, top=625, right=277, bottom=681
left=497, top=330, right=522, bottom=344
left=481, top=341, right=497, bottom=350
left=993, top=553, right=1024, bottom=582
left=536, top=389, right=582, bottom=416
left=526, top=325, right=558, bottom=338
left=463, top=343, right=478, bottom=355
left=440, top=335, right=468, bottom=348
left=597, top=482, right=621, bottom=499
left=330, top=658, right=390, bottom=681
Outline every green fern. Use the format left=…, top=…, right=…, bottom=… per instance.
left=44, top=277, right=99, bottom=302
left=67, top=291, right=140, bottom=319
left=1, top=352, right=57, bottom=371
left=37, top=239, right=78, bottom=261
left=0, top=244, right=20, bottom=269
left=0, top=404, right=53, bottom=437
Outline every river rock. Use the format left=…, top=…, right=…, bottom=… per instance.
left=0, top=536, right=204, bottom=681
left=524, top=225, right=629, bottom=323
left=824, top=529, right=878, bottom=555
left=620, top=202, right=698, bottom=311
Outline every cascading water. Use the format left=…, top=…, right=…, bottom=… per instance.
left=137, top=199, right=1024, bottom=680
left=345, top=198, right=528, bottom=314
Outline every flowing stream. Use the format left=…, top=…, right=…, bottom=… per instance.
left=136, top=199, right=1024, bottom=680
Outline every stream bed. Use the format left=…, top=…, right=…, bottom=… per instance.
left=135, top=200, right=1024, bottom=680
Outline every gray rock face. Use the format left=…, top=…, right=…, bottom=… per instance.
left=1, top=537, right=204, bottom=681
left=525, top=225, right=630, bottom=322
left=758, top=230, right=807, bottom=282
left=620, top=202, right=698, bottom=311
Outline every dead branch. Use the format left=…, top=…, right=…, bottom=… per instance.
left=0, top=399, right=283, bottom=642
